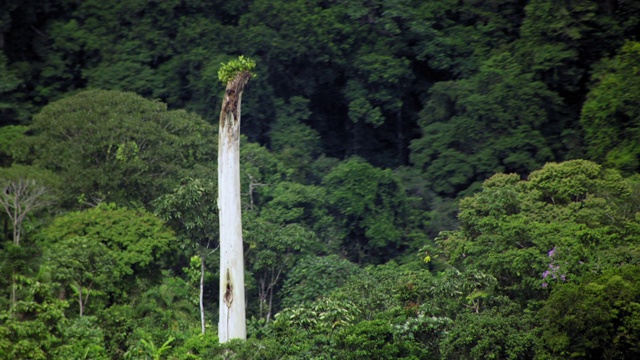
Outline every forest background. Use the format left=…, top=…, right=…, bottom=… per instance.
left=1, top=0, right=640, bottom=359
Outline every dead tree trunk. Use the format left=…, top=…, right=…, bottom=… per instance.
left=218, top=70, right=252, bottom=342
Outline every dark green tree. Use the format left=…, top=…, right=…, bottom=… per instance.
left=244, top=216, right=316, bottom=322
left=155, top=173, right=219, bottom=335
left=279, top=255, right=361, bottom=309
left=323, top=157, right=410, bottom=263
left=45, top=236, right=122, bottom=317
left=410, top=52, right=561, bottom=196
left=439, top=304, right=536, bottom=360
left=581, top=41, right=640, bottom=174
left=0, top=125, right=27, bottom=166
left=539, top=265, right=640, bottom=359
left=518, top=0, right=640, bottom=98
left=269, top=96, right=322, bottom=182
left=18, top=89, right=213, bottom=209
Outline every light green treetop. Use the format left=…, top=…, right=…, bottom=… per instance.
left=217, top=56, right=256, bottom=84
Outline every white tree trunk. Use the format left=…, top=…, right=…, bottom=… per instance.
left=200, top=255, right=206, bottom=335
left=218, top=72, right=251, bottom=342
left=0, top=178, right=49, bottom=312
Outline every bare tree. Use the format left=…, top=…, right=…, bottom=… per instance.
left=0, top=178, right=49, bottom=246
left=217, top=56, right=255, bottom=342
left=0, top=177, right=50, bottom=311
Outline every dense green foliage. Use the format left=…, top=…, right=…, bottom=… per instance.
left=17, top=89, right=213, bottom=209
left=581, top=41, right=640, bottom=174
left=1, top=0, right=640, bottom=358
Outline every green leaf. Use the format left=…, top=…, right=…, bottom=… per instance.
left=217, top=56, right=256, bottom=84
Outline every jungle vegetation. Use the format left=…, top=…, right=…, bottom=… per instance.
left=1, top=0, right=640, bottom=359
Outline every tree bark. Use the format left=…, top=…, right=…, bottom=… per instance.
left=200, top=255, right=206, bottom=335
left=10, top=270, right=16, bottom=316
left=78, top=285, right=84, bottom=317
left=218, top=71, right=252, bottom=342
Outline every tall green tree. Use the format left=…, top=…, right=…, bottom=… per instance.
left=17, top=89, right=213, bottom=209
left=40, top=204, right=176, bottom=299
left=244, top=215, right=316, bottom=321
left=45, top=236, right=122, bottom=317
left=0, top=165, right=57, bottom=311
left=155, top=174, right=219, bottom=335
left=581, top=41, right=640, bottom=174
left=323, top=157, right=410, bottom=263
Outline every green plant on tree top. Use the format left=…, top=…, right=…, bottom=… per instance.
left=217, top=56, right=256, bottom=84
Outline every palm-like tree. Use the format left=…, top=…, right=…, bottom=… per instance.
left=134, top=276, right=197, bottom=333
